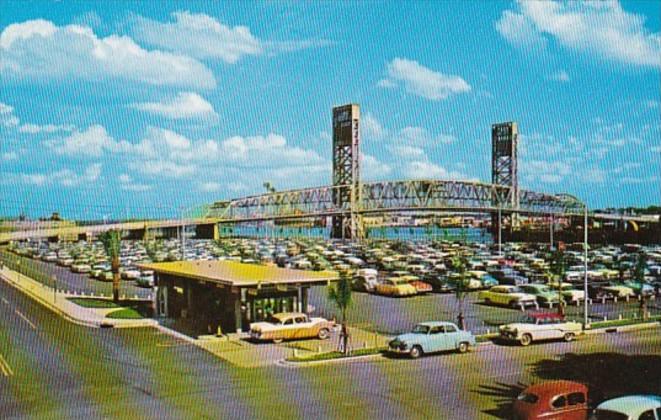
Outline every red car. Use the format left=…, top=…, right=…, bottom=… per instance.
left=409, top=280, right=433, bottom=294
left=513, top=380, right=589, bottom=420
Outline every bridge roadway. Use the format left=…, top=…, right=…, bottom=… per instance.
left=0, top=179, right=655, bottom=243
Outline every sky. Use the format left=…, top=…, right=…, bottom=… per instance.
left=1, top=0, right=659, bottom=219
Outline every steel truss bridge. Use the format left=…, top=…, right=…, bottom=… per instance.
left=202, top=179, right=587, bottom=223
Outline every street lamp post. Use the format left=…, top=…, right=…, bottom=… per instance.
left=497, top=206, right=502, bottom=257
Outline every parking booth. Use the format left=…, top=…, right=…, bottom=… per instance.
left=139, top=260, right=338, bottom=336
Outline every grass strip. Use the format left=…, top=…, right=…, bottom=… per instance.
left=590, top=315, right=661, bottom=329
left=106, top=308, right=143, bottom=319
left=67, top=297, right=120, bottom=308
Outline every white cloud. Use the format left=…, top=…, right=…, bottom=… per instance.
left=380, top=58, right=471, bottom=101
left=1, top=151, right=18, bottom=161
left=46, top=125, right=129, bottom=157
left=398, top=126, right=456, bottom=146
left=118, top=173, right=151, bottom=191
left=550, top=69, right=570, bottom=82
left=389, top=145, right=426, bottom=160
left=498, top=1, right=661, bottom=69
left=0, top=102, right=19, bottom=128
left=361, top=154, right=392, bottom=180
left=199, top=181, right=222, bottom=192
left=132, top=92, right=218, bottom=120
left=362, top=113, right=386, bottom=139
left=403, top=161, right=465, bottom=180
left=644, top=99, right=659, bottom=109
left=19, top=163, right=102, bottom=187
left=651, top=145, right=661, bottom=153
left=0, top=19, right=215, bottom=88
left=495, top=10, right=547, bottom=49
left=131, top=11, right=327, bottom=64
left=523, top=160, right=573, bottom=184
left=19, top=123, right=75, bottom=134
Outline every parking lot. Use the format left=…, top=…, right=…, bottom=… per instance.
left=3, top=237, right=661, bottom=339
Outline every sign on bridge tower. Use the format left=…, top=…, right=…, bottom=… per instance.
left=331, top=104, right=361, bottom=239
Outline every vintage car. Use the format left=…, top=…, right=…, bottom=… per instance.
left=388, top=321, right=476, bottom=358
left=375, top=277, right=417, bottom=297
left=478, top=285, right=538, bottom=308
left=352, top=268, right=379, bottom=292
left=594, top=395, right=661, bottom=420
left=513, top=380, right=589, bottom=420
left=249, top=312, right=334, bottom=343
left=448, top=272, right=482, bottom=290
left=623, top=281, right=656, bottom=297
left=550, top=282, right=586, bottom=303
left=399, top=275, right=433, bottom=294
left=520, top=284, right=560, bottom=306
left=601, top=283, right=636, bottom=299
left=499, top=312, right=582, bottom=346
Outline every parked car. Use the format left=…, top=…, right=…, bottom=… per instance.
left=399, top=275, right=433, bottom=294
left=623, top=281, right=655, bottom=298
left=375, top=278, right=417, bottom=297
left=594, top=395, right=661, bottom=420
left=478, top=285, right=538, bottom=308
left=387, top=321, right=475, bottom=358
left=550, top=282, right=586, bottom=303
left=249, top=312, right=334, bottom=343
left=499, top=312, right=582, bottom=346
left=520, top=284, right=560, bottom=306
left=601, top=284, right=636, bottom=299
left=513, top=380, right=589, bottom=420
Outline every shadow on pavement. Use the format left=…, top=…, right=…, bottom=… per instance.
left=474, top=352, right=661, bottom=419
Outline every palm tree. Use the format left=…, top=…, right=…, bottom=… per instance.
left=328, top=271, right=352, bottom=354
left=449, top=255, right=470, bottom=330
left=100, top=230, right=121, bottom=302
left=633, top=253, right=648, bottom=320
left=549, top=249, right=567, bottom=316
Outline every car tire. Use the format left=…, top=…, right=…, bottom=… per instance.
left=520, top=334, right=532, bottom=346
left=458, top=342, right=469, bottom=354
left=484, top=298, right=491, bottom=304
left=563, top=332, right=575, bottom=342
left=272, top=338, right=284, bottom=344
left=318, top=328, right=330, bottom=340
left=410, top=345, right=423, bottom=359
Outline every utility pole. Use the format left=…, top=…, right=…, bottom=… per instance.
left=583, top=205, right=589, bottom=328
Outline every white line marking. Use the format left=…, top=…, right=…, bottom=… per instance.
left=0, top=354, right=13, bottom=377
left=14, top=310, right=37, bottom=330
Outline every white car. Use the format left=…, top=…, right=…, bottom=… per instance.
left=499, top=312, right=582, bottom=346
left=478, top=285, right=538, bottom=308
left=594, top=395, right=661, bottom=420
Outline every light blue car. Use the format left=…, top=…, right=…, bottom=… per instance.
left=388, top=321, right=476, bottom=359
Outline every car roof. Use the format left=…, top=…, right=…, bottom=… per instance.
left=272, top=312, right=307, bottom=320
left=523, top=381, right=587, bottom=399
left=597, top=395, right=661, bottom=415
left=416, top=321, right=455, bottom=327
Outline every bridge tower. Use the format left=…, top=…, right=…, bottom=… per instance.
left=492, top=122, right=519, bottom=232
left=331, top=104, right=361, bottom=239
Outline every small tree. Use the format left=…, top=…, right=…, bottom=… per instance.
left=328, top=271, right=353, bottom=354
left=449, top=256, right=470, bottom=330
left=100, top=230, right=121, bottom=302
left=633, top=253, right=649, bottom=320
left=549, top=249, right=567, bottom=316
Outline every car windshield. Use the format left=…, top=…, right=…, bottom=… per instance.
left=266, top=315, right=283, bottom=324
left=593, top=409, right=629, bottom=420
left=412, top=325, right=430, bottom=334
left=516, top=393, right=539, bottom=404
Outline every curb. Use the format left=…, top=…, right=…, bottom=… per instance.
left=0, top=272, right=157, bottom=330
left=276, top=352, right=385, bottom=368
left=584, top=321, right=660, bottom=335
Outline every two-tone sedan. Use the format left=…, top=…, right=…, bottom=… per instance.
left=249, top=313, right=334, bottom=344
left=478, top=285, right=539, bottom=308
left=499, top=312, right=582, bottom=346
left=388, top=321, right=476, bottom=358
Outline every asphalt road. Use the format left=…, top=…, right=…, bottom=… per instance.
left=1, top=278, right=659, bottom=419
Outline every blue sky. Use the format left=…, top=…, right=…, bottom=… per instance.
left=1, top=1, right=659, bottom=219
